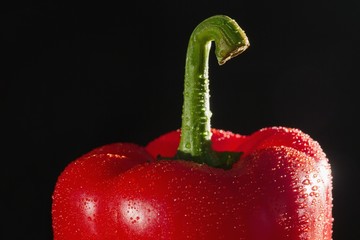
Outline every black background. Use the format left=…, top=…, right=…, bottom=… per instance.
left=2, top=0, right=359, bottom=239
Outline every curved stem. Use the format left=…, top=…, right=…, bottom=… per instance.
left=176, top=15, right=249, bottom=168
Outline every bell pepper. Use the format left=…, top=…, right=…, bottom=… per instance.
left=52, top=15, right=333, bottom=239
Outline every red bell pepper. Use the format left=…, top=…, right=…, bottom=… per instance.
left=52, top=15, right=333, bottom=239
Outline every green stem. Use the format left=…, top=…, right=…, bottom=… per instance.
left=176, top=15, right=249, bottom=169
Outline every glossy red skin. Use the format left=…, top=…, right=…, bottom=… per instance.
left=52, top=127, right=333, bottom=239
